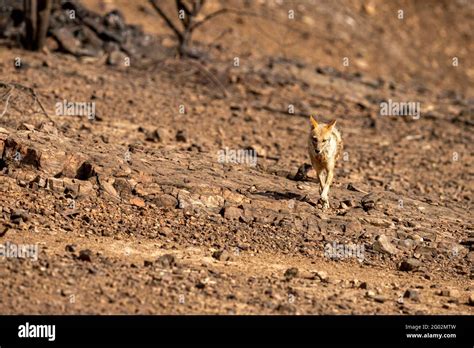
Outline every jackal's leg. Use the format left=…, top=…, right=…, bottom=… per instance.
left=309, top=155, right=324, bottom=191
left=320, top=166, right=334, bottom=209
left=317, top=170, right=325, bottom=193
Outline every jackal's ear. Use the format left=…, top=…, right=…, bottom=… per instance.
left=325, top=119, right=337, bottom=131
left=310, top=115, right=318, bottom=129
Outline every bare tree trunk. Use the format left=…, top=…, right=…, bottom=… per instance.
left=36, top=0, right=52, bottom=50
left=24, top=0, right=52, bottom=50
left=24, top=0, right=37, bottom=50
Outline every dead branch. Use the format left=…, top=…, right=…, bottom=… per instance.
left=189, top=8, right=267, bottom=32
left=186, top=59, right=230, bottom=98
left=0, top=87, right=14, bottom=119
left=0, top=81, right=54, bottom=124
left=148, top=0, right=292, bottom=57
left=189, top=3, right=302, bottom=33
left=148, top=0, right=183, bottom=43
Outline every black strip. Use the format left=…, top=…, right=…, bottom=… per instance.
left=0, top=315, right=472, bottom=347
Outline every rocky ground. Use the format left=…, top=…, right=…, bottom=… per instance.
left=0, top=0, right=473, bottom=314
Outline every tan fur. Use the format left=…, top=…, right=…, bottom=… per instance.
left=308, top=116, right=343, bottom=209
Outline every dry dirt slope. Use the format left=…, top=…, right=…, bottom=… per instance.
left=0, top=0, right=473, bottom=314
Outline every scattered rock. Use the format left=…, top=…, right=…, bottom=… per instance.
left=343, top=220, right=362, bottom=234
left=212, top=250, right=233, bottom=261
left=410, top=234, right=424, bottom=243
left=47, top=177, right=65, bottom=193
left=362, top=3, right=376, bottom=15
left=176, top=130, right=187, bottom=142
left=222, top=206, right=243, bottom=221
left=65, top=244, right=76, bottom=252
left=399, top=258, right=422, bottom=272
left=52, top=27, right=86, bottom=56
left=153, top=194, right=178, bottom=208
left=468, top=294, right=474, bottom=306
left=38, top=123, right=58, bottom=135
left=398, top=238, right=415, bottom=249
left=438, top=289, right=460, bottom=298
left=361, top=193, right=378, bottom=211
left=366, top=290, right=376, bottom=298
left=19, top=123, right=35, bottom=131
left=314, top=270, right=328, bottom=281
left=342, top=199, right=356, bottom=207
left=157, top=254, right=176, bottom=268
left=195, top=280, right=206, bottom=289
left=75, top=161, right=95, bottom=180
left=414, top=245, right=436, bottom=258
left=246, top=145, right=264, bottom=158
left=61, top=153, right=90, bottom=179
left=77, top=249, right=93, bottom=262
left=130, top=197, right=146, bottom=208
left=144, top=260, right=154, bottom=267
left=293, top=163, right=311, bottom=181
left=404, top=289, right=420, bottom=301
left=416, top=230, right=437, bottom=242
left=31, top=175, right=47, bottom=188
left=100, top=180, right=119, bottom=199
left=158, top=226, right=172, bottom=237
left=78, top=181, right=95, bottom=196
left=448, top=289, right=461, bottom=297
left=360, top=217, right=394, bottom=228
left=10, top=209, right=29, bottom=223
left=284, top=267, right=299, bottom=280
left=145, top=129, right=162, bottom=142
left=107, top=50, right=128, bottom=66
left=274, top=303, right=296, bottom=314
left=373, top=295, right=386, bottom=303
left=177, top=190, right=224, bottom=212
left=62, top=177, right=80, bottom=197
left=373, top=234, right=398, bottom=255
left=113, top=178, right=135, bottom=198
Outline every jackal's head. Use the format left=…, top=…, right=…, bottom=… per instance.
left=309, top=116, right=337, bottom=154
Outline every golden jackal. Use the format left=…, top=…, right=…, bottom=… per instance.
left=308, top=116, right=342, bottom=209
